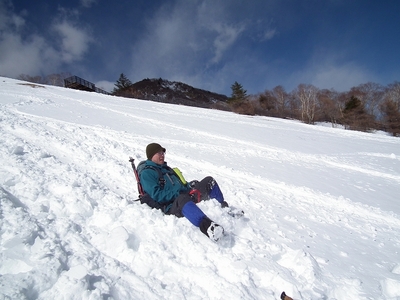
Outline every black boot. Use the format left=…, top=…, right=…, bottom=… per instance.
left=200, top=217, right=224, bottom=242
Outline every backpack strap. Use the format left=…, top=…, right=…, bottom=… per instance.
left=137, top=160, right=167, bottom=190
left=172, top=167, right=187, bottom=185
left=144, top=165, right=165, bottom=189
left=130, top=158, right=172, bottom=211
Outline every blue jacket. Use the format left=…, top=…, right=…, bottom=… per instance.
left=139, top=160, right=190, bottom=204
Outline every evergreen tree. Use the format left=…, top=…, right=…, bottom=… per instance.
left=113, top=73, right=132, bottom=94
left=342, top=96, right=374, bottom=131
left=344, top=96, right=361, bottom=111
left=228, top=82, right=254, bottom=115
left=229, top=81, right=247, bottom=103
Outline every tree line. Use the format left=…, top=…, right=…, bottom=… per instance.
left=229, top=81, right=400, bottom=137
left=16, top=73, right=400, bottom=136
left=18, top=73, right=72, bottom=87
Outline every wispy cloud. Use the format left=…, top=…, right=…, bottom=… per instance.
left=288, top=53, right=374, bottom=92
left=0, top=2, right=55, bottom=76
left=0, top=32, right=57, bottom=77
left=80, top=0, right=97, bottom=8
left=261, top=28, right=277, bottom=41
left=129, top=0, right=250, bottom=91
left=52, top=20, right=92, bottom=63
left=208, top=22, right=246, bottom=64
left=2, top=0, right=395, bottom=95
left=310, top=63, right=372, bottom=91
left=0, top=2, right=93, bottom=77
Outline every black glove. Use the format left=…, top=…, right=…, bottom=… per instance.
left=220, top=201, right=229, bottom=208
left=189, top=180, right=199, bottom=189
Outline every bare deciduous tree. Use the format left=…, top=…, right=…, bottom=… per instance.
left=18, top=74, right=43, bottom=83
left=350, top=82, right=383, bottom=120
left=258, top=90, right=275, bottom=113
left=258, top=86, right=289, bottom=118
left=381, top=82, right=400, bottom=135
left=294, top=84, right=319, bottom=124
left=381, top=100, right=400, bottom=136
left=316, top=89, right=341, bottom=127
left=45, top=74, right=65, bottom=86
left=383, top=82, right=400, bottom=110
left=273, top=85, right=288, bottom=118
left=18, top=73, right=72, bottom=87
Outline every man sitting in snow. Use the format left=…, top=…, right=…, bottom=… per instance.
left=139, top=143, right=228, bottom=242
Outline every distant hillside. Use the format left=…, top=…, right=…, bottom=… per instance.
left=114, top=78, right=230, bottom=110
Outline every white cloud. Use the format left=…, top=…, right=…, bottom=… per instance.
left=261, top=28, right=277, bottom=41
left=0, top=32, right=59, bottom=77
left=130, top=2, right=204, bottom=81
left=196, top=1, right=246, bottom=64
left=288, top=59, right=373, bottom=92
left=10, top=14, right=25, bottom=30
left=311, top=63, right=372, bottom=91
left=0, top=3, right=59, bottom=77
left=130, top=0, right=247, bottom=87
left=95, top=80, right=114, bottom=93
left=209, top=22, right=246, bottom=64
left=52, top=20, right=92, bottom=63
left=80, top=0, right=97, bottom=8
left=0, top=0, right=8, bottom=30
left=0, top=0, right=93, bottom=79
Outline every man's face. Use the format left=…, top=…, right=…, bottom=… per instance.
left=151, top=151, right=165, bottom=165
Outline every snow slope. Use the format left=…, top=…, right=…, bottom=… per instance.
left=1, top=77, right=400, bottom=300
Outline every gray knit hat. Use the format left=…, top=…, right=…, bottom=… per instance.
left=146, top=143, right=166, bottom=160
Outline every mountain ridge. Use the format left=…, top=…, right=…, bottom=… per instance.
left=114, top=78, right=230, bottom=109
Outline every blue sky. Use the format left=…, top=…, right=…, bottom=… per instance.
left=1, top=0, right=399, bottom=95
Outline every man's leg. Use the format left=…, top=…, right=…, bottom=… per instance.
left=193, top=176, right=226, bottom=206
left=169, top=193, right=205, bottom=226
left=168, top=193, right=224, bottom=241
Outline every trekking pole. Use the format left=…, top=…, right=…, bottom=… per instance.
left=129, top=157, right=144, bottom=198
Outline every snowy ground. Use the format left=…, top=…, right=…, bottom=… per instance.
left=1, top=77, right=400, bottom=300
